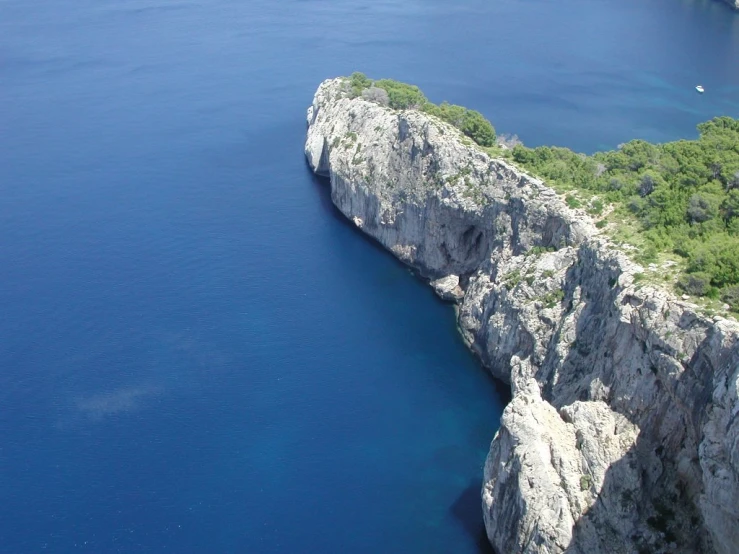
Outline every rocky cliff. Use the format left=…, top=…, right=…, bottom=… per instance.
left=305, top=78, right=739, bottom=554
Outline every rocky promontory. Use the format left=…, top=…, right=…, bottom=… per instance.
left=305, top=78, right=739, bottom=554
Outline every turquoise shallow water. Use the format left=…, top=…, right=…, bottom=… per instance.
left=0, top=0, right=737, bottom=552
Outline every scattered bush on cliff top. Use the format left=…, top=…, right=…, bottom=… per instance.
left=423, top=102, right=496, bottom=147
left=345, top=73, right=496, bottom=147
left=721, top=285, right=739, bottom=312
left=348, top=72, right=372, bottom=97
left=374, top=79, right=427, bottom=110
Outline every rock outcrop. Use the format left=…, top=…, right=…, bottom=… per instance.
left=305, top=78, right=739, bottom=554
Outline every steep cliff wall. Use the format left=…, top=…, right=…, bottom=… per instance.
left=305, top=78, right=739, bottom=554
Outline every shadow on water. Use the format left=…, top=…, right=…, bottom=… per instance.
left=306, top=163, right=512, bottom=397
left=306, top=163, right=510, bottom=553
left=306, top=165, right=400, bottom=259
left=451, top=480, right=497, bottom=554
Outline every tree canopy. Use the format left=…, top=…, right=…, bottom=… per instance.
left=345, top=73, right=496, bottom=147
left=510, top=116, right=739, bottom=309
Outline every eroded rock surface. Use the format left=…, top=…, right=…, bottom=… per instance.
left=305, top=77, right=739, bottom=554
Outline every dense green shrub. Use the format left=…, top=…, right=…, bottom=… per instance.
left=565, top=194, right=581, bottom=209
left=344, top=75, right=495, bottom=146
left=721, top=286, right=739, bottom=311
left=677, top=273, right=713, bottom=297
left=686, top=234, right=739, bottom=288
left=373, top=79, right=427, bottom=110
left=509, top=116, right=739, bottom=301
left=423, top=102, right=496, bottom=146
left=457, top=108, right=496, bottom=147
left=348, top=72, right=373, bottom=98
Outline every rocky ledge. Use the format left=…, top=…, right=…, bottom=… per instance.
left=305, top=78, right=739, bottom=554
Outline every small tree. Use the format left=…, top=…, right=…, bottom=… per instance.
left=687, top=193, right=718, bottom=223
left=361, top=87, right=389, bottom=106
left=639, top=172, right=657, bottom=197
left=460, top=109, right=496, bottom=146
left=721, top=285, right=739, bottom=311
left=677, top=273, right=713, bottom=296
left=727, top=170, right=739, bottom=191
left=373, top=79, right=427, bottom=109
left=348, top=72, right=372, bottom=97
left=721, top=189, right=739, bottom=222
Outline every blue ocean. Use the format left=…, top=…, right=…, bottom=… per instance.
left=0, top=0, right=737, bottom=552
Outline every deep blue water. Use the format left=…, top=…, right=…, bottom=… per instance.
left=0, top=0, right=737, bottom=552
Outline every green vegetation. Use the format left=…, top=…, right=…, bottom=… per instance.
left=345, top=73, right=496, bottom=147
left=565, top=194, right=581, bottom=209
left=541, top=289, right=565, bottom=309
left=423, top=101, right=496, bottom=146
left=510, top=117, right=739, bottom=309
left=589, top=198, right=604, bottom=215
left=342, top=74, right=739, bottom=311
left=503, top=269, right=522, bottom=288
left=527, top=245, right=557, bottom=256
left=373, top=79, right=427, bottom=110
left=347, top=71, right=373, bottom=97
left=580, top=474, right=592, bottom=491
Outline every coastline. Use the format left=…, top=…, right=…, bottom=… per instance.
left=305, top=77, right=739, bottom=554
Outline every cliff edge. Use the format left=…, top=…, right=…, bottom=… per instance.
left=305, top=78, right=739, bottom=554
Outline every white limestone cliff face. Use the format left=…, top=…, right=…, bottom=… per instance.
left=305, top=78, right=739, bottom=554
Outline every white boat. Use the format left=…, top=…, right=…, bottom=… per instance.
left=696, top=85, right=705, bottom=93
